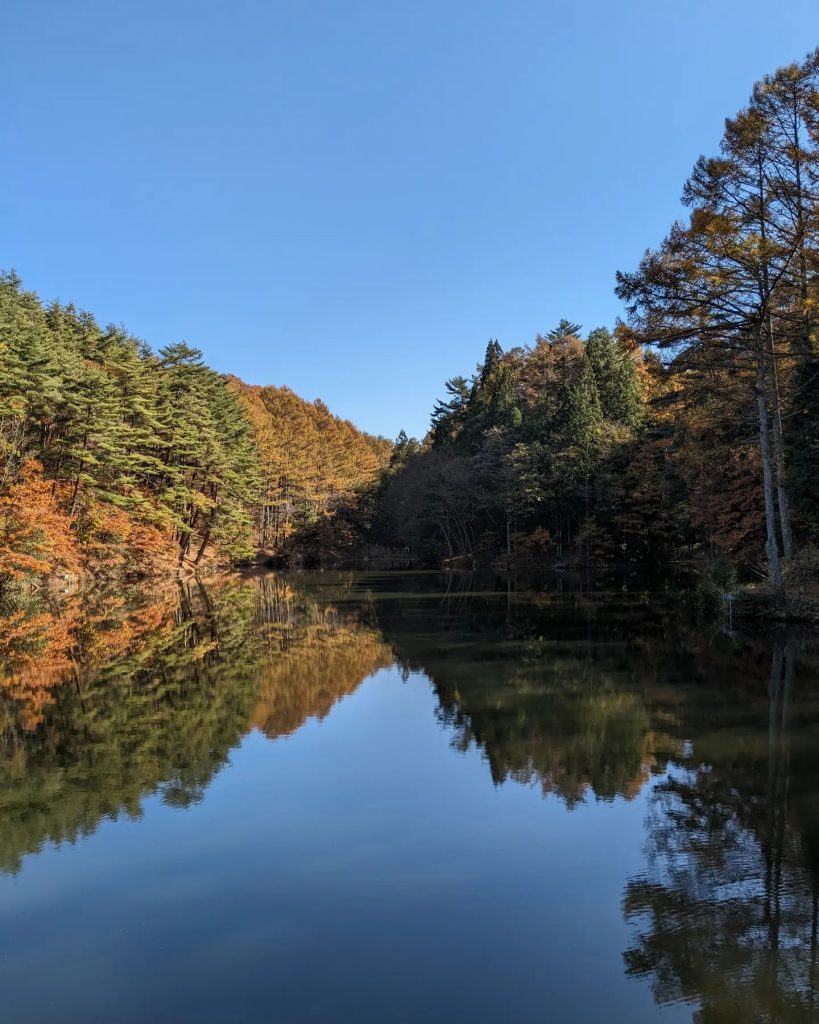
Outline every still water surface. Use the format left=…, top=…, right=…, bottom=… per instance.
left=1, top=572, right=818, bottom=1022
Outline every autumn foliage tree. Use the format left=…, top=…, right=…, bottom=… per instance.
left=616, top=48, right=819, bottom=598
left=0, top=460, right=78, bottom=587
left=231, top=380, right=390, bottom=559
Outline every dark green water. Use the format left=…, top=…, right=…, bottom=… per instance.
left=1, top=571, right=818, bottom=1023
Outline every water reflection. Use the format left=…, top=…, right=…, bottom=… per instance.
left=376, top=589, right=674, bottom=804
left=249, top=576, right=392, bottom=739
left=0, top=575, right=392, bottom=873
left=1, top=571, right=819, bottom=1022
left=623, top=638, right=819, bottom=1022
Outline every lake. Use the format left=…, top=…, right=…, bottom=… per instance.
left=1, top=571, right=818, bottom=1023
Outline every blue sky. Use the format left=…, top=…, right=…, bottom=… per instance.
left=4, top=1, right=818, bottom=438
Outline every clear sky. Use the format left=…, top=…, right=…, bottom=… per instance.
left=3, top=1, right=818, bottom=438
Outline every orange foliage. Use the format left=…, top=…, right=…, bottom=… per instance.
left=229, top=378, right=391, bottom=550
left=0, top=609, right=76, bottom=729
left=249, top=617, right=393, bottom=738
left=0, top=591, right=178, bottom=729
left=0, top=460, right=79, bottom=583
left=81, top=502, right=176, bottom=578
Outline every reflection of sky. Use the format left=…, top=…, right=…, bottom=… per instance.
left=0, top=667, right=691, bottom=1024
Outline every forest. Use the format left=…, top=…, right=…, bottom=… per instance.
left=0, top=271, right=390, bottom=586
left=1, top=50, right=819, bottom=611
left=373, top=51, right=819, bottom=607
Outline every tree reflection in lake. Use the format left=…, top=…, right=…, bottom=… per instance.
left=360, top=572, right=819, bottom=1020
left=0, top=575, right=392, bottom=873
left=249, top=575, right=392, bottom=740
left=373, top=576, right=681, bottom=804
left=2, top=570, right=819, bottom=1023
left=622, top=636, right=819, bottom=1022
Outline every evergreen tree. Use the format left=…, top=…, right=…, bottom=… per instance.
left=476, top=339, right=503, bottom=389
left=547, top=319, right=582, bottom=340
left=389, top=430, right=421, bottom=469
left=585, top=328, right=643, bottom=426
left=430, top=376, right=470, bottom=446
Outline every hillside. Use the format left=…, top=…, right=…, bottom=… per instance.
left=229, top=379, right=390, bottom=558
left=0, top=273, right=389, bottom=588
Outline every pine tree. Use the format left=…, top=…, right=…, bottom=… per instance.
left=430, top=377, right=469, bottom=446
left=547, top=319, right=582, bottom=340
left=585, top=328, right=643, bottom=426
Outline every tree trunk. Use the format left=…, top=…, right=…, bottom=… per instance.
left=756, top=143, right=794, bottom=562
left=756, top=344, right=784, bottom=602
left=194, top=527, right=211, bottom=566
left=69, top=460, right=85, bottom=518
left=766, top=316, right=794, bottom=560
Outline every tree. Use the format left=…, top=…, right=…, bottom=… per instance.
left=389, top=430, right=421, bottom=469
left=430, top=376, right=470, bottom=446
left=585, top=328, right=643, bottom=426
left=563, top=355, right=603, bottom=519
left=547, top=319, right=583, bottom=340
left=616, top=182, right=791, bottom=594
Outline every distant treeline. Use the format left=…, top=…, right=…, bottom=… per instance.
left=371, top=324, right=651, bottom=565
left=2, top=50, right=819, bottom=598
left=231, top=379, right=390, bottom=555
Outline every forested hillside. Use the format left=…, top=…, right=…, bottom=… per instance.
left=230, top=380, right=390, bottom=557
left=372, top=324, right=654, bottom=565
left=0, top=273, right=387, bottom=589
left=371, top=51, right=819, bottom=604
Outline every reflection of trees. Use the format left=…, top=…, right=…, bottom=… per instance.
left=374, top=579, right=682, bottom=805
left=0, top=576, right=391, bottom=873
left=0, top=590, right=179, bottom=729
left=434, top=660, right=661, bottom=804
left=623, top=639, right=819, bottom=1022
left=7, top=562, right=819, bottom=1024
left=249, top=575, right=393, bottom=738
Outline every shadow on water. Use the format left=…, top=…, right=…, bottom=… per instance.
left=1, top=569, right=819, bottom=1020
